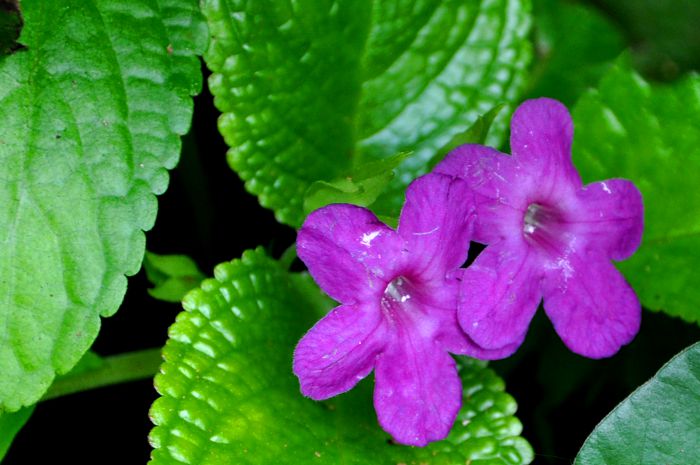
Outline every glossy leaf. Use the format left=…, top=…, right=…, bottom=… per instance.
left=144, top=252, right=205, bottom=303
left=0, top=0, right=207, bottom=410
left=303, top=152, right=411, bottom=215
left=572, top=59, right=700, bottom=322
left=576, top=341, right=700, bottom=464
left=427, top=104, right=504, bottom=171
left=149, top=248, right=533, bottom=465
left=204, top=0, right=532, bottom=226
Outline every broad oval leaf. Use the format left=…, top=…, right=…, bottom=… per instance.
left=204, top=0, right=532, bottom=226
left=149, top=248, right=533, bottom=465
left=576, top=341, right=700, bottom=464
left=572, top=59, right=700, bottom=323
left=0, top=0, right=207, bottom=410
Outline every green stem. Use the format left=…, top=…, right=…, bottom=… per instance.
left=41, top=348, right=162, bottom=401
left=279, top=243, right=298, bottom=270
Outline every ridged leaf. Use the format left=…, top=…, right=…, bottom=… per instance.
left=573, top=59, right=700, bottom=322
left=0, top=0, right=207, bottom=410
left=204, top=0, right=532, bottom=226
left=149, top=248, right=533, bottom=465
left=576, top=341, right=700, bottom=464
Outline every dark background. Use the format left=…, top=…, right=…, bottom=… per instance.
left=5, top=1, right=700, bottom=463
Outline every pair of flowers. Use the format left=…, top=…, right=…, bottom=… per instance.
left=292, top=99, right=644, bottom=446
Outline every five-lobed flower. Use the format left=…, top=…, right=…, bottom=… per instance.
left=293, top=97, right=644, bottom=448
left=293, top=173, right=511, bottom=446
left=435, top=98, right=644, bottom=359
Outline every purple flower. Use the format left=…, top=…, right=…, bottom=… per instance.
left=293, top=173, right=510, bottom=446
left=435, top=98, right=644, bottom=359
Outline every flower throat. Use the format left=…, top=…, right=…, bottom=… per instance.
left=522, top=203, right=567, bottom=252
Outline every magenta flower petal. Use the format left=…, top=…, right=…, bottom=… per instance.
left=573, top=179, right=644, bottom=260
left=542, top=254, right=641, bottom=358
left=510, top=98, right=581, bottom=193
left=398, top=173, right=475, bottom=280
left=411, top=273, right=521, bottom=360
left=374, top=335, right=462, bottom=446
left=297, top=204, right=402, bottom=303
left=434, top=144, right=523, bottom=244
left=437, top=310, right=523, bottom=361
left=293, top=303, right=387, bottom=399
left=456, top=244, right=541, bottom=351
left=294, top=174, right=497, bottom=446
left=436, top=98, right=644, bottom=358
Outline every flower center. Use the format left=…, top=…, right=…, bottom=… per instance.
left=380, top=276, right=414, bottom=320
left=522, top=203, right=566, bottom=253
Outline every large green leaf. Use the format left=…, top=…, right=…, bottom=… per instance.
left=204, top=0, right=532, bottom=226
left=576, top=341, right=700, bottom=464
left=0, top=0, right=207, bottom=411
left=572, top=59, right=700, bottom=322
left=149, top=248, right=533, bottom=464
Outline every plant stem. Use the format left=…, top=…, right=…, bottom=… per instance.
left=279, top=243, right=297, bottom=270
left=41, top=348, right=162, bottom=401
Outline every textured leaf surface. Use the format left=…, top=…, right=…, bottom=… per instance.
left=576, top=341, right=700, bottom=464
left=149, top=248, right=532, bottom=465
left=0, top=0, right=206, bottom=410
left=204, top=0, right=532, bottom=226
left=572, top=60, right=700, bottom=322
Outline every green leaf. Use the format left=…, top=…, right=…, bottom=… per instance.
left=572, top=58, right=700, bottom=322
left=426, top=104, right=504, bottom=171
left=527, top=0, right=625, bottom=105
left=0, top=0, right=207, bottom=411
left=303, top=151, right=411, bottom=215
left=144, top=252, right=205, bottom=303
left=576, top=341, right=700, bottom=464
left=149, top=248, right=533, bottom=465
left=204, top=0, right=532, bottom=227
